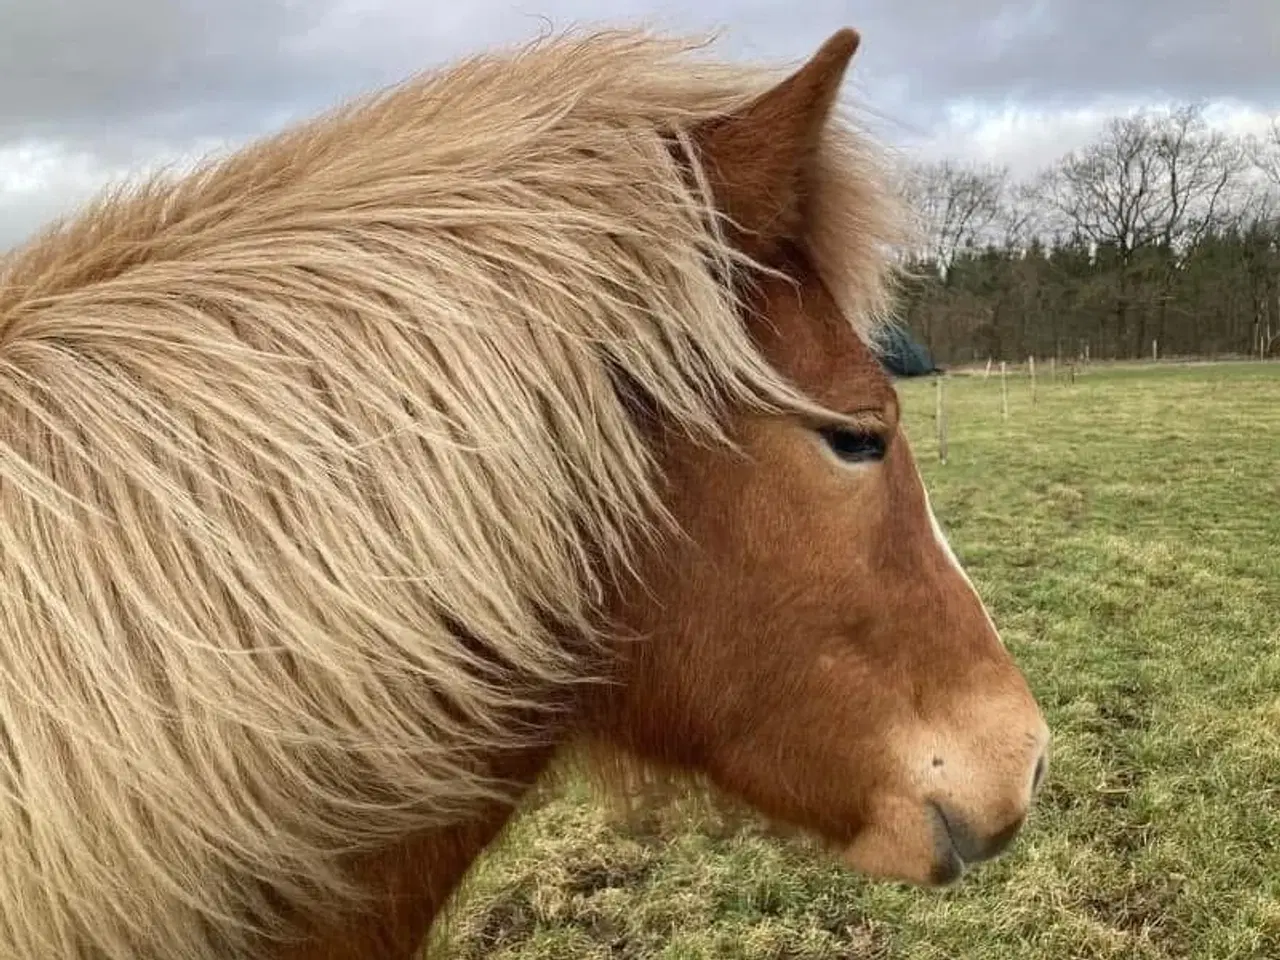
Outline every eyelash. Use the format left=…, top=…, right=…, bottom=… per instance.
left=817, top=425, right=887, bottom=464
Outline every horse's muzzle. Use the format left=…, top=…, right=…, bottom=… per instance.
left=926, top=742, right=1048, bottom=885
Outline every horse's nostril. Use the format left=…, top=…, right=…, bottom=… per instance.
left=1031, top=751, right=1049, bottom=795
left=932, top=802, right=1025, bottom=865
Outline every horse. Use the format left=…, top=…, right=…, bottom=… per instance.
left=0, top=26, right=1049, bottom=960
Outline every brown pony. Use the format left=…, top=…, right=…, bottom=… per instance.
left=0, top=27, right=1048, bottom=960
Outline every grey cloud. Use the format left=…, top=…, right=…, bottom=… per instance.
left=0, top=0, right=411, bottom=145
left=869, top=0, right=1280, bottom=115
left=0, top=0, right=866, bottom=145
left=0, top=0, right=1277, bottom=249
left=4, top=0, right=1276, bottom=140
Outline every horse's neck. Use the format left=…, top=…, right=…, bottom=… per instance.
left=274, top=815, right=511, bottom=960
left=274, top=745, right=555, bottom=960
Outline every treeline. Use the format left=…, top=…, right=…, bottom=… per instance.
left=897, top=105, right=1280, bottom=364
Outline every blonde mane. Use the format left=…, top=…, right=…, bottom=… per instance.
left=0, top=29, right=906, bottom=959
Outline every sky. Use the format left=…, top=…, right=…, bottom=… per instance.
left=1, top=0, right=1277, bottom=251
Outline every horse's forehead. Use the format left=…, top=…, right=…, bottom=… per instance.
left=752, top=264, right=896, bottom=414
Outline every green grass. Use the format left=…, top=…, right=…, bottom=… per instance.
left=430, top=361, right=1280, bottom=959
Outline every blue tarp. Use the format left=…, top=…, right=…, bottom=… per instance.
left=874, top=325, right=940, bottom=378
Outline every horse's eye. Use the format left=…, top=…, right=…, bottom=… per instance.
left=818, top=426, right=887, bottom=464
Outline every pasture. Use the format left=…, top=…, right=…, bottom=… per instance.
left=432, top=360, right=1280, bottom=960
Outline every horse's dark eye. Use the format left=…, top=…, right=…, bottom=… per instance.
left=818, top=426, right=886, bottom=464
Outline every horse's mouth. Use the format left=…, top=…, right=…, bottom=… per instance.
left=927, top=806, right=968, bottom=885
left=927, top=801, right=1026, bottom=885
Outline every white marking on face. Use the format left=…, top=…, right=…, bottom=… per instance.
left=923, top=491, right=1005, bottom=647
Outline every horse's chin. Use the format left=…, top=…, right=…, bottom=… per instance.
left=832, top=796, right=969, bottom=888
left=837, top=841, right=967, bottom=888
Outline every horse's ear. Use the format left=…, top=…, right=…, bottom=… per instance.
left=691, top=28, right=860, bottom=258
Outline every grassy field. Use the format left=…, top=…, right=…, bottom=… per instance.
left=429, top=360, right=1280, bottom=960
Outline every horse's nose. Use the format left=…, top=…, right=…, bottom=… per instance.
left=1031, top=747, right=1049, bottom=795
left=925, top=730, right=1048, bottom=884
left=931, top=801, right=1026, bottom=869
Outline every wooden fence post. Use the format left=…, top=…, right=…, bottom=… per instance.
left=935, top=374, right=948, bottom=464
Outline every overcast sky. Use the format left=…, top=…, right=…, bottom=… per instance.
left=2, top=0, right=1277, bottom=251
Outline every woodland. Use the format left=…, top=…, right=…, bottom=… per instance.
left=898, top=106, right=1280, bottom=364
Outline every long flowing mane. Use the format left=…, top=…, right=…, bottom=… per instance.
left=0, top=29, right=906, bottom=959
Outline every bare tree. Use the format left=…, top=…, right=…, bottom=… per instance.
left=903, top=159, right=1008, bottom=277
left=1037, top=104, right=1246, bottom=259
left=997, top=180, right=1050, bottom=250
left=1035, top=112, right=1159, bottom=259
left=1152, top=104, right=1247, bottom=250
left=1242, top=118, right=1280, bottom=359
left=1247, top=117, right=1280, bottom=188
left=1034, top=105, right=1249, bottom=354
